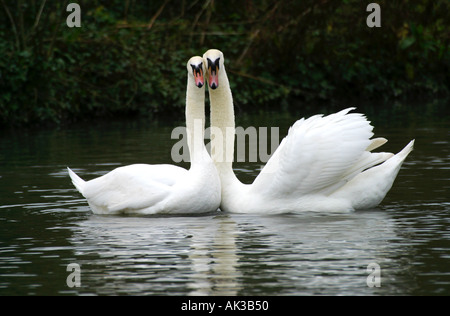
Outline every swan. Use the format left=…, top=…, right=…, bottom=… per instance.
left=203, top=49, right=414, bottom=214
left=67, top=56, right=221, bottom=215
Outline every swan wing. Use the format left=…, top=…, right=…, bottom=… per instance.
left=251, top=108, right=383, bottom=197
left=331, top=139, right=414, bottom=209
left=82, top=164, right=188, bottom=213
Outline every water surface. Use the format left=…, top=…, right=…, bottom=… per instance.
left=0, top=104, right=449, bottom=295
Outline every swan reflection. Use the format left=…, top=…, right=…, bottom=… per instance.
left=187, top=215, right=241, bottom=295
left=67, top=208, right=411, bottom=295
left=67, top=214, right=242, bottom=295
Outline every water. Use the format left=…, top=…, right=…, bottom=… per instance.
left=0, top=104, right=449, bottom=296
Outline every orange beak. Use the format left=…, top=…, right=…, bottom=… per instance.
left=191, top=64, right=204, bottom=88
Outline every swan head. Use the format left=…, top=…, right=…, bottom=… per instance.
left=187, top=56, right=205, bottom=88
left=202, top=49, right=224, bottom=90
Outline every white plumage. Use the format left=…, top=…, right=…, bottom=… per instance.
left=68, top=56, right=221, bottom=215
left=203, top=49, right=414, bottom=214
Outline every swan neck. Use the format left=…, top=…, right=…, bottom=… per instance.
left=186, top=76, right=206, bottom=164
left=209, top=66, right=235, bottom=173
left=208, top=63, right=247, bottom=208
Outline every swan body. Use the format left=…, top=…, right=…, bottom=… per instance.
left=68, top=56, right=221, bottom=215
left=203, top=49, right=414, bottom=214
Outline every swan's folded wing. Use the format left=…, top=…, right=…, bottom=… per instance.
left=251, top=108, right=376, bottom=197
left=83, top=164, right=188, bottom=212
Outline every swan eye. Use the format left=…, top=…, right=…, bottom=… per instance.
left=190, top=63, right=203, bottom=76
left=207, top=57, right=220, bottom=73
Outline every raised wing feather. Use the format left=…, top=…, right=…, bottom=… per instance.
left=251, top=108, right=378, bottom=197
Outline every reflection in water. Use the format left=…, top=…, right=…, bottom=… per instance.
left=0, top=105, right=449, bottom=295
left=64, top=207, right=414, bottom=295
left=67, top=214, right=243, bottom=295
left=187, top=215, right=241, bottom=295
left=232, top=211, right=405, bottom=295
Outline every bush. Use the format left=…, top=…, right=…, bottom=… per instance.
left=0, top=0, right=448, bottom=127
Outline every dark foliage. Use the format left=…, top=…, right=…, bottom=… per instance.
left=0, top=0, right=448, bottom=126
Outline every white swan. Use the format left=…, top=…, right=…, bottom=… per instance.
left=67, top=56, right=221, bottom=215
left=203, top=49, right=414, bottom=214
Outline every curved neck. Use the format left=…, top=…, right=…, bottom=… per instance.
left=208, top=65, right=241, bottom=187
left=186, top=76, right=207, bottom=164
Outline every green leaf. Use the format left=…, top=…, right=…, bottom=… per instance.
left=399, top=37, right=416, bottom=50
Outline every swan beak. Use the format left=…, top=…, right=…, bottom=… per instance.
left=191, top=64, right=204, bottom=88
left=207, top=58, right=220, bottom=89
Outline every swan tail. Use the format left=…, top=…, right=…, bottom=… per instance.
left=67, top=167, right=86, bottom=195
left=395, top=139, right=414, bottom=162
left=331, top=140, right=414, bottom=209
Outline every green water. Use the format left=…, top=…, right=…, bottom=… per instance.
left=0, top=104, right=449, bottom=295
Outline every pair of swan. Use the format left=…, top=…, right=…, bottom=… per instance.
left=68, top=49, right=414, bottom=215
left=68, top=56, right=221, bottom=214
